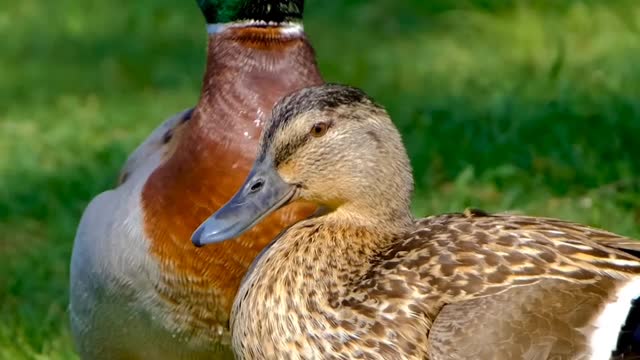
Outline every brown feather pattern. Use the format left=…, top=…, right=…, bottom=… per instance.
left=232, top=212, right=640, bottom=359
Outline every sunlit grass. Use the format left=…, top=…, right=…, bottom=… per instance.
left=1, top=0, right=639, bottom=357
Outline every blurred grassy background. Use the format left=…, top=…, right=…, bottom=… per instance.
left=1, top=0, right=639, bottom=358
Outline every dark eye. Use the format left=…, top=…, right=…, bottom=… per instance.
left=310, top=122, right=328, bottom=137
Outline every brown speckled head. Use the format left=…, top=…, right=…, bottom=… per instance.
left=261, top=84, right=415, bottom=225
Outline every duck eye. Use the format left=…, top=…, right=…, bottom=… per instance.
left=310, top=122, right=328, bottom=137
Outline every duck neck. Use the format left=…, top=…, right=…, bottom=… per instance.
left=270, top=204, right=415, bottom=275
left=315, top=220, right=397, bottom=271
left=192, top=24, right=321, bottom=144
left=251, top=216, right=410, bottom=296
left=328, top=202, right=415, bottom=236
left=232, top=219, right=408, bottom=356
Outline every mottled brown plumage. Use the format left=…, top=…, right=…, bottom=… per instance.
left=192, top=84, right=640, bottom=359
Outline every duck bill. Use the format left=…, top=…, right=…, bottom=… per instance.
left=191, top=157, right=296, bottom=247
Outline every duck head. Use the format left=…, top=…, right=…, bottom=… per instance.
left=192, top=84, right=414, bottom=246
left=197, top=0, right=304, bottom=24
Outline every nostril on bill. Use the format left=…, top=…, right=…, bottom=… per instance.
left=249, top=179, right=264, bottom=193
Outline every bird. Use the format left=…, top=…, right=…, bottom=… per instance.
left=192, top=83, right=640, bottom=360
left=69, top=0, right=322, bottom=358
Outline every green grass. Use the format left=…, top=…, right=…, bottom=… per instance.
left=1, top=0, right=639, bottom=358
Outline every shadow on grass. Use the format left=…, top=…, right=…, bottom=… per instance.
left=0, top=141, right=129, bottom=354
left=1, top=0, right=204, bottom=112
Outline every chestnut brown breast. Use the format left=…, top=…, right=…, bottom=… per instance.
left=141, top=28, right=323, bottom=333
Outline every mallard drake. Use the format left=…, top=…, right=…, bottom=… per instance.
left=192, top=84, right=640, bottom=359
left=69, top=0, right=322, bottom=358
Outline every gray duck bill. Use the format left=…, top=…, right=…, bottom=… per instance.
left=191, top=157, right=295, bottom=247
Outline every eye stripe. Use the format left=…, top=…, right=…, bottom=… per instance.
left=274, top=134, right=308, bottom=167
left=259, top=84, right=373, bottom=165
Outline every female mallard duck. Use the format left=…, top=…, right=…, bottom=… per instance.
left=192, top=84, right=640, bottom=359
left=69, top=0, right=321, bottom=358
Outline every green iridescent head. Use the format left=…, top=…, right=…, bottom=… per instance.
left=197, top=0, right=304, bottom=24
